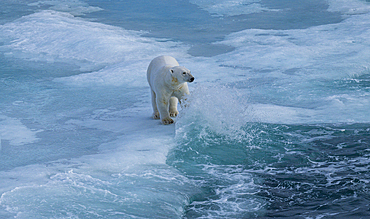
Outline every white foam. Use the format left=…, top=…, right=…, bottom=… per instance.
left=249, top=104, right=316, bottom=124
left=0, top=163, right=190, bottom=218
left=327, top=0, right=370, bottom=16
left=176, top=84, right=252, bottom=139
left=54, top=61, right=147, bottom=87
left=0, top=115, right=41, bottom=146
left=218, top=14, right=370, bottom=79
left=193, top=164, right=265, bottom=218
left=0, top=106, right=194, bottom=218
left=28, top=0, right=103, bottom=16
left=0, top=10, right=189, bottom=73
left=190, top=11, right=370, bottom=124
left=190, top=0, right=278, bottom=16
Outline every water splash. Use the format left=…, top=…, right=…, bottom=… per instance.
left=176, top=83, right=255, bottom=142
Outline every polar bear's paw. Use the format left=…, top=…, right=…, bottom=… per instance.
left=152, top=112, right=160, bottom=120
left=169, top=110, right=179, bottom=117
left=162, top=117, right=174, bottom=125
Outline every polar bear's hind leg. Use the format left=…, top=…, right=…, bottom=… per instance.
left=153, top=112, right=160, bottom=119
left=151, top=90, right=160, bottom=119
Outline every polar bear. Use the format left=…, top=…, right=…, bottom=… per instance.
left=147, top=56, right=194, bottom=125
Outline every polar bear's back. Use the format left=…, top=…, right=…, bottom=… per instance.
left=150, top=56, right=179, bottom=68
left=147, top=56, right=179, bottom=85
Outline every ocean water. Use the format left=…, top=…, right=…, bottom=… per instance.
left=1, top=0, right=370, bottom=218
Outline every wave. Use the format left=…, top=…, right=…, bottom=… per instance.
left=171, top=111, right=370, bottom=217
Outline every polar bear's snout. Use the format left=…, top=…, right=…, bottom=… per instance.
left=186, top=72, right=194, bottom=83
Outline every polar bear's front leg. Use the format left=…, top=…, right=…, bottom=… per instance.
left=169, top=97, right=179, bottom=117
left=156, top=94, right=173, bottom=125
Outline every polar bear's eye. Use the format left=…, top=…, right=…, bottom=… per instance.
left=182, top=72, right=186, bottom=75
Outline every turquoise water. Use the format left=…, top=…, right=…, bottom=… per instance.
left=170, top=122, right=370, bottom=218
left=1, top=0, right=370, bottom=218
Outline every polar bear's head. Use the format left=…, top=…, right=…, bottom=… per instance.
left=170, top=66, right=194, bottom=84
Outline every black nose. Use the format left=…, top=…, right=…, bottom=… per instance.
left=189, top=77, right=194, bottom=82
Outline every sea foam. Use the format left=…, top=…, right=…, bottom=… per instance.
left=0, top=10, right=189, bottom=73
left=28, top=0, right=102, bottom=16
left=0, top=115, right=40, bottom=146
left=189, top=0, right=278, bottom=16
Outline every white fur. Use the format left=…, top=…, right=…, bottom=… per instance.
left=147, top=56, right=194, bottom=125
